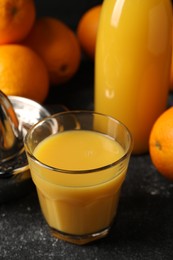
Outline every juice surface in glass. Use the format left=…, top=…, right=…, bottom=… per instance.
left=95, top=0, right=172, bottom=154
left=31, top=130, right=127, bottom=237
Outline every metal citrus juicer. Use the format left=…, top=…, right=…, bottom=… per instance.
left=0, top=90, right=50, bottom=203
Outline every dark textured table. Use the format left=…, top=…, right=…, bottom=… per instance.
left=1, top=1, right=173, bottom=259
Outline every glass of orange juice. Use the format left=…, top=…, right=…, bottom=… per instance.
left=24, top=111, right=133, bottom=245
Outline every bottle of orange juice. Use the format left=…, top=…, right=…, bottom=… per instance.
left=95, top=0, right=172, bottom=154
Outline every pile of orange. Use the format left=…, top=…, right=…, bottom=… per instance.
left=0, top=0, right=81, bottom=103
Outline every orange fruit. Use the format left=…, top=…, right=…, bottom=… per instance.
left=149, top=106, right=173, bottom=181
left=23, top=17, right=81, bottom=86
left=77, top=5, right=102, bottom=59
left=0, top=0, right=36, bottom=44
left=0, top=45, right=49, bottom=103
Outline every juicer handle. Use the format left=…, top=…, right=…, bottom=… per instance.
left=0, top=90, right=23, bottom=163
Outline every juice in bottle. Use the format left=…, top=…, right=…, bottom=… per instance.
left=95, top=0, right=172, bottom=154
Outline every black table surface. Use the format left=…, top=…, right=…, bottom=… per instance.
left=1, top=1, right=173, bottom=259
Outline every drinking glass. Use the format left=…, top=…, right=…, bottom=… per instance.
left=24, top=111, right=133, bottom=245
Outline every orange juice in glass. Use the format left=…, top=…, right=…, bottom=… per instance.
left=95, top=0, right=172, bottom=154
left=24, top=111, right=133, bottom=245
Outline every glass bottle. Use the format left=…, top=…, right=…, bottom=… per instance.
left=95, top=0, right=172, bottom=154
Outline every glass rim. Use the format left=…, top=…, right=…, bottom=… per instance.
left=24, top=110, right=133, bottom=175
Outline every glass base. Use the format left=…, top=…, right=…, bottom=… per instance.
left=50, top=227, right=110, bottom=245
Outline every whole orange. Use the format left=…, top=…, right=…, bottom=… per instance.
left=77, top=5, right=102, bottom=59
left=24, top=17, right=81, bottom=86
left=149, top=106, right=173, bottom=181
left=0, top=0, right=36, bottom=44
left=0, top=45, right=49, bottom=103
